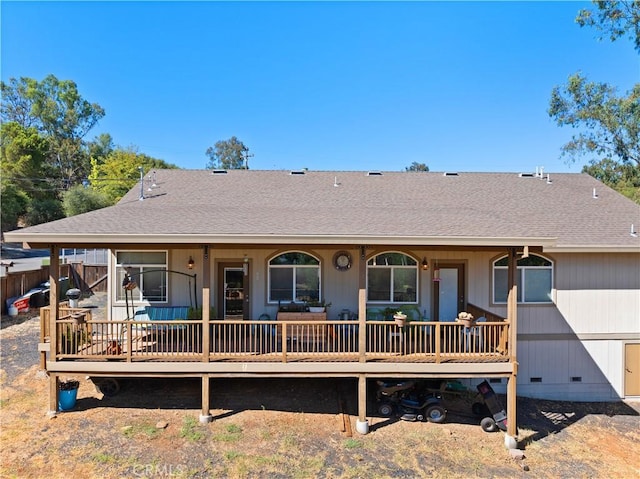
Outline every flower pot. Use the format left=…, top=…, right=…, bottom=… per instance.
left=394, top=315, right=407, bottom=327
left=456, top=312, right=475, bottom=328
left=308, top=307, right=325, bottom=313
left=457, top=319, right=474, bottom=328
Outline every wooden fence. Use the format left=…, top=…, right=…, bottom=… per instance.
left=1, top=263, right=107, bottom=314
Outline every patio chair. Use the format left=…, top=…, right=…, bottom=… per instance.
left=463, top=316, right=486, bottom=352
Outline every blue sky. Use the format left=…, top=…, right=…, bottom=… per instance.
left=1, top=1, right=637, bottom=173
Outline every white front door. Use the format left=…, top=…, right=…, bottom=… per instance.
left=434, top=263, right=465, bottom=321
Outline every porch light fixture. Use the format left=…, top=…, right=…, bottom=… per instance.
left=187, top=256, right=195, bottom=270
left=421, top=257, right=429, bottom=270
left=243, top=255, right=249, bottom=276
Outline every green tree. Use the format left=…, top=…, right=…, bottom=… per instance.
left=62, top=184, right=111, bottom=216
left=1, top=183, right=29, bottom=233
left=549, top=76, right=639, bottom=166
left=1, top=74, right=105, bottom=186
left=582, top=157, right=640, bottom=203
left=205, top=136, right=250, bottom=169
left=405, top=162, right=429, bottom=172
left=89, top=147, right=179, bottom=204
left=549, top=1, right=640, bottom=203
left=0, top=122, right=54, bottom=201
left=576, top=0, right=640, bottom=52
left=87, top=133, right=115, bottom=165
left=24, top=198, right=65, bottom=226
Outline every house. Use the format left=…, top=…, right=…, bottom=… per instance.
left=5, top=169, right=639, bottom=442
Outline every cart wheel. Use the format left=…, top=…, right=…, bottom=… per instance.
left=416, top=414, right=425, bottom=422
left=480, top=416, right=498, bottom=433
left=472, top=402, right=488, bottom=416
left=96, top=378, right=120, bottom=397
left=377, top=402, right=395, bottom=417
left=425, top=405, right=446, bottom=424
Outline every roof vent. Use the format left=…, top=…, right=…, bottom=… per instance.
left=367, top=171, right=383, bottom=176
left=443, top=172, right=459, bottom=177
left=211, top=169, right=227, bottom=175
left=290, top=170, right=306, bottom=175
left=518, top=173, right=535, bottom=178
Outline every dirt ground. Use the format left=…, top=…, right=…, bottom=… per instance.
left=1, top=302, right=639, bottom=478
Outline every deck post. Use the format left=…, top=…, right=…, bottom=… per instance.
left=48, top=372, right=59, bottom=417
left=358, top=245, right=367, bottom=362
left=200, top=374, right=213, bottom=423
left=356, top=374, right=369, bottom=434
left=49, top=245, right=59, bottom=362
left=506, top=248, right=518, bottom=444
left=358, top=289, right=366, bottom=362
left=202, top=287, right=210, bottom=361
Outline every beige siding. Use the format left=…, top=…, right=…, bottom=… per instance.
left=555, top=253, right=640, bottom=334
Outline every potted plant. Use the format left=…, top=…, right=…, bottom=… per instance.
left=393, top=311, right=407, bottom=327
left=456, top=312, right=475, bottom=328
left=307, top=300, right=331, bottom=313
left=58, top=379, right=80, bottom=411
left=382, top=307, right=397, bottom=320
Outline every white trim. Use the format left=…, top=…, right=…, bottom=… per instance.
left=4, top=232, right=559, bottom=248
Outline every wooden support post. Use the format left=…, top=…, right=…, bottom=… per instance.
left=282, top=323, right=288, bottom=363
left=49, top=372, right=59, bottom=416
left=358, top=289, right=366, bottom=363
left=506, top=248, right=518, bottom=439
left=49, top=245, right=59, bottom=361
left=358, top=246, right=367, bottom=363
left=39, top=313, right=47, bottom=370
left=200, top=374, right=213, bottom=423
left=126, top=322, right=132, bottom=361
left=202, top=287, right=210, bottom=361
left=356, top=374, right=369, bottom=434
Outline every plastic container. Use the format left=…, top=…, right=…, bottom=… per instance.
left=58, top=384, right=79, bottom=411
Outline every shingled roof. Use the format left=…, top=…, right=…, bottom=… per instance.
left=6, top=170, right=640, bottom=252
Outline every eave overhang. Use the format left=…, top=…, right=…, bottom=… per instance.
left=4, top=231, right=558, bottom=249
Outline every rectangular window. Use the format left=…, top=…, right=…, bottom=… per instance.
left=523, top=269, right=552, bottom=302
left=393, top=268, right=417, bottom=302
left=270, top=268, right=294, bottom=302
left=368, top=269, right=391, bottom=301
left=116, top=251, right=168, bottom=303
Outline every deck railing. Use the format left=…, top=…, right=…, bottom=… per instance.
left=47, top=315, right=510, bottom=363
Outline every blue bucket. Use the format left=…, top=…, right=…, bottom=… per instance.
left=58, top=387, right=78, bottom=411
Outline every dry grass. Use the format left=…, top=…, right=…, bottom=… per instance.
left=2, top=368, right=639, bottom=479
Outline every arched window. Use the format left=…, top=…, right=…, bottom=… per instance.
left=268, top=251, right=320, bottom=303
left=367, top=252, right=418, bottom=303
left=493, top=254, right=553, bottom=304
